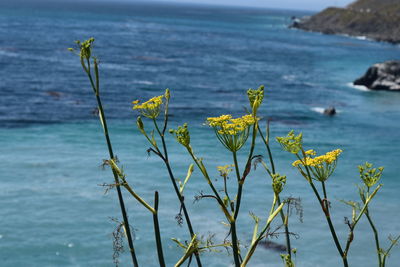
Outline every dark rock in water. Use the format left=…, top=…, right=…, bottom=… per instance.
left=46, top=91, right=62, bottom=98
left=324, top=107, right=336, bottom=116
left=259, top=240, right=287, bottom=252
left=291, top=0, right=400, bottom=44
left=354, top=61, right=400, bottom=91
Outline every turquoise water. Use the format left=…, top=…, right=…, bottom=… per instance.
left=1, top=1, right=400, bottom=266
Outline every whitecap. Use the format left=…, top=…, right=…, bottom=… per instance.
left=133, top=80, right=154, bottom=85
left=355, top=36, right=367, bottom=40
left=0, top=50, right=19, bottom=57
left=100, top=63, right=130, bottom=71
left=282, top=74, right=296, bottom=81
left=311, top=107, right=341, bottom=114
left=346, top=82, right=370, bottom=92
left=311, top=107, right=325, bottom=114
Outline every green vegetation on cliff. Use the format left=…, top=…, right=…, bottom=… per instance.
left=293, top=0, right=400, bottom=43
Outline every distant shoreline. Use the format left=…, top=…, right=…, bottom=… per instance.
left=291, top=0, right=400, bottom=44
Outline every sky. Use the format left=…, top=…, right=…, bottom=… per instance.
left=154, top=0, right=355, bottom=11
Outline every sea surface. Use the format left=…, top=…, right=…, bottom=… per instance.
left=1, top=1, right=400, bottom=266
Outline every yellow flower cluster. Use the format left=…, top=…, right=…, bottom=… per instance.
left=293, top=149, right=342, bottom=167
left=292, top=149, right=342, bottom=182
left=217, top=164, right=234, bottom=177
left=133, top=95, right=163, bottom=110
left=132, top=95, right=163, bottom=118
left=305, top=149, right=316, bottom=156
left=207, top=114, right=256, bottom=136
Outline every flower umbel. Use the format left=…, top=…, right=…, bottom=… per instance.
left=206, top=114, right=256, bottom=152
left=169, top=123, right=190, bottom=147
left=68, top=37, right=95, bottom=60
left=132, top=95, right=163, bottom=119
left=247, top=85, right=264, bottom=113
left=276, top=130, right=303, bottom=154
left=293, top=149, right=343, bottom=182
left=217, top=164, right=234, bottom=178
left=271, top=173, right=286, bottom=195
left=358, top=162, right=384, bottom=188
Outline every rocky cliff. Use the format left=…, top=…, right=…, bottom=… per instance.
left=354, top=61, right=400, bottom=91
left=292, top=0, right=400, bottom=44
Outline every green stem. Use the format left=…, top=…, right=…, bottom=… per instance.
left=187, top=148, right=231, bottom=220
left=233, top=152, right=243, bottom=220
left=153, top=191, right=166, bottom=267
left=382, top=235, right=400, bottom=267
left=258, top=123, right=292, bottom=258
left=84, top=60, right=138, bottom=267
left=298, top=154, right=347, bottom=267
left=320, top=181, right=348, bottom=267
left=241, top=201, right=284, bottom=266
left=365, top=212, right=382, bottom=267
left=278, top=196, right=291, bottom=257
left=152, top=119, right=202, bottom=267
left=231, top=221, right=242, bottom=267
left=365, top=187, right=382, bottom=267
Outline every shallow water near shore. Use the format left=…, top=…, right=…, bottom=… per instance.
left=1, top=1, right=400, bottom=266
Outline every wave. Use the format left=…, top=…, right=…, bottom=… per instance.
left=346, top=82, right=371, bottom=92
left=133, top=80, right=155, bottom=85
left=311, top=107, right=325, bottom=114
left=311, top=107, right=341, bottom=114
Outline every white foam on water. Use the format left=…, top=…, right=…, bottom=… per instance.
left=355, top=36, right=367, bottom=40
left=311, top=107, right=342, bottom=114
left=346, top=82, right=371, bottom=92
left=311, top=107, right=325, bottom=114
left=134, top=80, right=154, bottom=85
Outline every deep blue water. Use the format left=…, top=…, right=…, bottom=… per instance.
left=1, top=1, right=400, bottom=266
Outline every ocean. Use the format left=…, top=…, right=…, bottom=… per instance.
left=0, top=1, right=399, bottom=266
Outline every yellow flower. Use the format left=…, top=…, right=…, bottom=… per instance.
left=293, top=149, right=342, bottom=182
left=305, top=149, right=316, bottom=156
left=217, top=164, right=234, bottom=178
left=206, top=114, right=256, bottom=152
left=132, top=95, right=163, bottom=119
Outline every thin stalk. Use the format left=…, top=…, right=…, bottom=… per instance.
left=232, top=151, right=243, bottom=220
left=299, top=154, right=347, bottom=267
left=258, top=123, right=292, bottom=257
left=365, top=212, right=382, bottom=267
left=343, top=185, right=381, bottom=263
left=231, top=221, right=242, bottom=267
left=153, top=191, right=166, bottom=267
left=84, top=60, right=138, bottom=267
left=187, top=149, right=231, bottom=220
left=241, top=201, right=284, bottom=266
left=278, top=196, right=291, bottom=257
left=152, top=118, right=202, bottom=267
left=382, top=235, right=400, bottom=267
left=364, top=187, right=382, bottom=267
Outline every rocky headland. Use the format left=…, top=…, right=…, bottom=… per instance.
left=291, top=0, right=400, bottom=44
left=354, top=61, right=400, bottom=91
